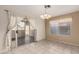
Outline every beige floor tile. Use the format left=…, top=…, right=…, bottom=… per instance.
left=3, top=40, right=79, bottom=54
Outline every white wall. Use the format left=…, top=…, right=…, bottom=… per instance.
left=29, top=19, right=45, bottom=41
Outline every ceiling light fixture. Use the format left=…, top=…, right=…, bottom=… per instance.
left=40, top=5, right=52, bottom=20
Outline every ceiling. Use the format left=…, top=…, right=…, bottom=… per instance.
left=0, top=5, right=79, bottom=19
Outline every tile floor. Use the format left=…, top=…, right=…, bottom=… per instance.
left=4, top=40, right=79, bottom=54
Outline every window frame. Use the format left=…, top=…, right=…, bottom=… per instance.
left=49, top=17, right=72, bottom=37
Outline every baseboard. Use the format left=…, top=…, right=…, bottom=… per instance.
left=60, top=40, right=79, bottom=47
left=48, top=39, right=79, bottom=47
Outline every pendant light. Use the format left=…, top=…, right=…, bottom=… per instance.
left=40, top=5, right=52, bottom=20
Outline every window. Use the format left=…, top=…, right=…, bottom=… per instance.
left=49, top=17, right=72, bottom=36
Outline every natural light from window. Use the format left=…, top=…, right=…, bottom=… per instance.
left=49, top=17, right=72, bottom=36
